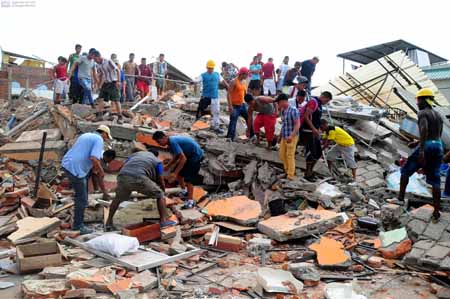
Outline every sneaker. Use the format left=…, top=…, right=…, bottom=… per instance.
left=182, top=199, right=196, bottom=209
left=78, top=225, right=94, bottom=235
left=160, top=220, right=177, bottom=228
left=116, top=117, right=123, bottom=125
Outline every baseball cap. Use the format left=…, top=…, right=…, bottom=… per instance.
left=97, top=125, right=113, bottom=140
left=238, top=67, right=249, bottom=75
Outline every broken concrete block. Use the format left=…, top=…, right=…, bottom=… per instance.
left=309, top=237, right=351, bottom=270
left=22, top=279, right=68, bottom=299
left=204, top=195, right=261, bottom=226
left=315, top=182, right=343, bottom=200
left=161, top=225, right=177, bottom=240
left=205, top=233, right=243, bottom=252
left=8, top=216, right=61, bottom=244
left=380, top=227, right=408, bottom=247
left=289, top=262, right=321, bottom=286
left=16, top=129, right=62, bottom=143
left=248, top=237, right=273, bottom=257
left=172, top=205, right=205, bottom=224
left=131, top=270, right=157, bottom=292
left=243, top=160, right=258, bottom=185
left=63, top=288, right=96, bottom=298
left=381, top=203, right=403, bottom=228
left=0, top=140, right=66, bottom=161
left=256, top=267, right=303, bottom=294
left=257, top=209, right=344, bottom=242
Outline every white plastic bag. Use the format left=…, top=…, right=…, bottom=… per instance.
left=86, top=233, right=139, bottom=257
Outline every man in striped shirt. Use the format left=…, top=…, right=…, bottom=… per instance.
left=92, top=51, right=123, bottom=124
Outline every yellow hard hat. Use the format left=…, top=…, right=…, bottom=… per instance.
left=97, top=125, right=113, bottom=140
left=416, top=88, right=434, bottom=98
left=206, top=60, right=216, bottom=68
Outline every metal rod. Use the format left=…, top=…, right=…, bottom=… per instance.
left=33, top=131, right=47, bottom=198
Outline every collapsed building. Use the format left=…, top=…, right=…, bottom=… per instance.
left=0, top=41, right=450, bottom=298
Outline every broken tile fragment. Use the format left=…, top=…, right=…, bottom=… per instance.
left=309, top=237, right=351, bottom=270
left=204, top=195, right=262, bottom=225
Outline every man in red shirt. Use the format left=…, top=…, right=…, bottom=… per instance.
left=53, top=56, right=69, bottom=104
left=262, top=58, right=276, bottom=96
left=136, top=57, right=152, bottom=98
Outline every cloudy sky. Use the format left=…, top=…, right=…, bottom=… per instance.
left=0, top=0, right=449, bottom=85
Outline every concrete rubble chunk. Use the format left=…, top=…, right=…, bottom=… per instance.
left=257, top=209, right=344, bottom=242
left=172, top=205, right=205, bottom=224
left=243, top=160, right=258, bottom=185
left=204, top=195, right=261, bottom=225
left=309, top=237, right=352, bottom=270
left=63, top=288, right=96, bottom=298
left=324, top=282, right=367, bottom=299
left=288, top=262, right=321, bottom=286
left=412, top=205, right=434, bottom=222
left=248, top=237, right=272, bottom=257
left=256, top=267, right=303, bottom=294
left=22, top=279, right=68, bottom=299
left=130, top=270, right=158, bottom=292
left=406, top=219, right=428, bottom=241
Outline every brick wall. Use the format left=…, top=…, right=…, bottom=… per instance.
left=0, top=65, right=53, bottom=100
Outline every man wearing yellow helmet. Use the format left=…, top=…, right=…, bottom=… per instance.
left=195, top=60, right=228, bottom=134
left=399, top=88, right=444, bottom=220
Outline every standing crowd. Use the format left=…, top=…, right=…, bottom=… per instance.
left=57, top=47, right=447, bottom=235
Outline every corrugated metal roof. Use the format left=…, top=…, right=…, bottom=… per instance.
left=316, top=51, right=449, bottom=115
left=337, top=39, right=447, bottom=65
left=423, top=68, right=450, bottom=80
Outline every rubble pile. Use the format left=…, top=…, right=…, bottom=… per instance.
left=0, top=88, right=449, bottom=299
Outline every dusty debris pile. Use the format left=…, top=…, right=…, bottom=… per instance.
left=0, top=89, right=449, bottom=299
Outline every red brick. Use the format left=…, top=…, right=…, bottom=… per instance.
left=122, top=222, right=161, bottom=243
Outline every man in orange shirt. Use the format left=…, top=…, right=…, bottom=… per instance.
left=226, top=67, right=251, bottom=140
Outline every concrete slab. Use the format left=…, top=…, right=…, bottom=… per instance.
left=257, top=209, right=344, bottom=242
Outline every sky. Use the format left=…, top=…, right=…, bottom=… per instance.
left=1, top=0, right=449, bottom=86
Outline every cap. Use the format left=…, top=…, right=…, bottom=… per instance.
left=97, top=125, right=113, bottom=140
left=238, top=67, right=249, bottom=75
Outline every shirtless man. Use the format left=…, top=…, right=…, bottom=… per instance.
left=122, top=53, right=140, bottom=102
left=399, top=88, right=444, bottom=220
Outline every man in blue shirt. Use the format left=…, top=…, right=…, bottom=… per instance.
left=61, top=125, right=112, bottom=234
left=300, top=57, right=319, bottom=94
left=153, top=131, right=204, bottom=209
left=249, top=56, right=262, bottom=96
left=196, top=60, right=228, bottom=134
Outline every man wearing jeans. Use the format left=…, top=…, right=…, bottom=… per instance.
left=123, top=53, right=139, bottom=102
left=153, top=132, right=204, bottom=209
left=226, top=67, right=250, bottom=140
left=61, top=125, right=112, bottom=234
left=195, top=60, right=228, bottom=134
left=69, top=48, right=97, bottom=106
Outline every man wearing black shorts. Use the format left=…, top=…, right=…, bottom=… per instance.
left=153, top=131, right=204, bottom=209
left=300, top=91, right=333, bottom=181
left=92, top=50, right=123, bottom=124
left=249, top=56, right=262, bottom=96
